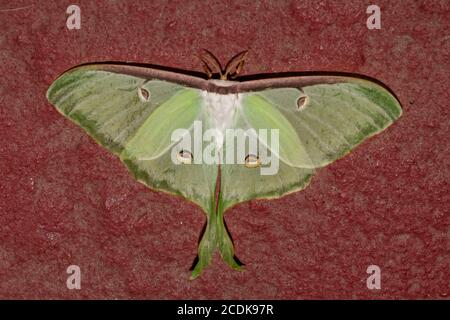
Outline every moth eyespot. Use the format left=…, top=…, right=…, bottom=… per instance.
left=138, top=87, right=151, bottom=102
left=177, top=150, right=193, bottom=164
left=244, top=154, right=261, bottom=168
left=296, top=96, right=308, bottom=110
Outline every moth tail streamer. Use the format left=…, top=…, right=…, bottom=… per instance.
left=190, top=194, right=243, bottom=280
left=190, top=205, right=217, bottom=280
left=216, top=196, right=243, bottom=272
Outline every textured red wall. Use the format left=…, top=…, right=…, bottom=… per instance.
left=0, top=0, right=448, bottom=299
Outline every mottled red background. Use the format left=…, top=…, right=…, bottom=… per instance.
left=0, top=0, right=448, bottom=299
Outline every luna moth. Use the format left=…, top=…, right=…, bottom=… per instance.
left=46, top=50, right=402, bottom=279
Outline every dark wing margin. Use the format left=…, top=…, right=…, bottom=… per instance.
left=53, top=63, right=210, bottom=90
left=236, top=74, right=400, bottom=98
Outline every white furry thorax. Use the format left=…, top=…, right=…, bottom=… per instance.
left=201, top=81, right=242, bottom=149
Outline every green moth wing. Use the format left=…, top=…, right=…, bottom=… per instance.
left=47, top=62, right=402, bottom=279
left=219, top=77, right=402, bottom=212
left=240, top=81, right=401, bottom=168
left=216, top=77, right=402, bottom=270
left=47, top=65, right=217, bottom=214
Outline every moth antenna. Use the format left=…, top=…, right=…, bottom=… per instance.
left=229, top=60, right=245, bottom=79
left=224, top=50, right=248, bottom=80
left=202, top=63, right=213, bottom=79
left=199, top=49, right=223, bottom=79
left=235, top=59, right=245, bottom=74
left=196, top=55, right=213, bottom=79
